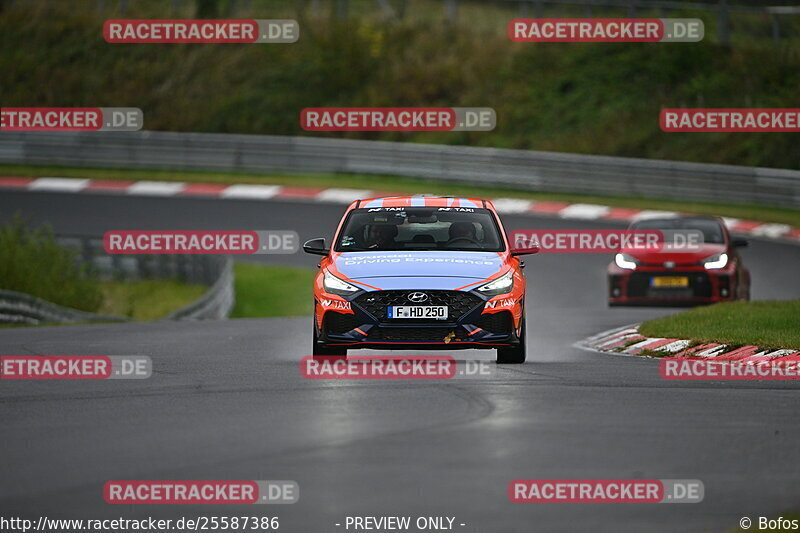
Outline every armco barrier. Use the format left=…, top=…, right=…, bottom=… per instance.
left=0, top=235, right=235, bottom=324
left=0, top=289, right=129, bottom=325
left=56, top=234, right=228, bottom=286
left=164, top=257, right=235, bottom=320
left=1, top=131, right=799, bottom=207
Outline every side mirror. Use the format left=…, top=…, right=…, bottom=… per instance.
left=731, top=238, right=749, bottom=248
left=303, top=238, right=329, bottom=256
left=511, top=244, right=539, bottom=256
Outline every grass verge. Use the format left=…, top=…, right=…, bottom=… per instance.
left=0, top=214, right=103, bottom=311
left=0, top=214, right=211, bottom=323
left=99, top=280, right=206, bottom=320
left=4, top=164, right=800, bottom=228
left=230, top=262, right=315, bottom=318
left=639, top=300, right=800, bottom=351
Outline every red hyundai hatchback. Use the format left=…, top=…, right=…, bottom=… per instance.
left=303, top=196, right=539, bottom=363
left=607, top=215, right=750, bottom=306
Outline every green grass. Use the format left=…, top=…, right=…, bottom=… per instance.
left=230, top=262, right=315, bottom=318
left=0, top=216, right=317, bottom=323
left=0, top=215, right=103, bottom=311
left=1, top=4, right=799, bottom=168
left=0, top=214, right=208, bottom=321
left=99, top=279, right=207, bottom=320
left=4, top=164, right=799, bottom=227
left=639, top=300, right=800, bottom=350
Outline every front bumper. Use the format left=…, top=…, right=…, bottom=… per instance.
left=316, top=289, right=522, bottom=349
left=607, top=266, right=737, bottom=306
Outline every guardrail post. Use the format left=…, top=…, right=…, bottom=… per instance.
left=199, top=256, right=209, bottom=285
left=145, top=255, right=156, bottom=280
left=444, top=0, right=457, bottom=23
left=584, top=5, right=592, bottom=18
left=194, top=256, right=204, bottom=285
left=627, top=0, right=637, bottom=18
left=164, top=255, right=174, bottom=281
left=519, top=1, right=528, bottom=17
left=111, top=252, right=122, bottom=281
left=771, top=13, right=780, bottom=48
left=207, top=257, right=217, bottom=285
left=176, top=254, right=188, bottom=283
left=717, top=0, right=730, bottom=45
left=375, top=0, right=395, bottom=18
left=535, top=0, right=543, bottom=18
left=336, top=0, right=348, bottom=19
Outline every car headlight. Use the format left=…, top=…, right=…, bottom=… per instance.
left=614, top=253, right=638, bottom=270
left=703, top=252, right=728, bottom=269
left=323, top=270, right=359, bottom=295
left=477, top=270, right=514, bottom=296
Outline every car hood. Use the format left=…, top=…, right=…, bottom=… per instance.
left=332, top=251, right=504, bottom=291
left=622, top=243, right=727, bottom=266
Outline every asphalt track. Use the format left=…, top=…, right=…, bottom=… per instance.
left=2, top=190, right=800, bottom=533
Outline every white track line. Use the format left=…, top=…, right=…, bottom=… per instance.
left=749, top=223, right=791, bottom=239
left=721, top=217, right=740, bottom=229
left=491, top=198, right=533, bottom=214
left=126, top=181, right=186, bottom=196
left=316, top=188, right=372, bottom=203
left=8, top=177, right=800, bottom=245
left=221, top=184, right=282, bottom=199
left=558, top=203, right=611, bottom=220
left=29, top=177, right=90, bottom=192
left=632, top=210, right=679, bottom=220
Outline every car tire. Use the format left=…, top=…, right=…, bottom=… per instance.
left=497, top=320, right=526, bottom=364
left=312, top=322, right=347, bottom=358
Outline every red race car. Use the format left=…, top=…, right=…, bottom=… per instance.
left=303, top=196, right=538, bottom=363
left=607, top=215, right=750, bottom=306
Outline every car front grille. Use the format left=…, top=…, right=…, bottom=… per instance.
left=628, top=272, right=712, bottom=298
left=353, top=290, right=483, bottom=323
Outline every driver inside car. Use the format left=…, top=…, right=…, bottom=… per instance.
left=366, top=223, right=399, bottom=249
left=447, top=221, right=480, bottom=247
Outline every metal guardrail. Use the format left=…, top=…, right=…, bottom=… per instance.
left=2, top=130, right=799, bottom=207
left=0, top=289, right=129, bottom=325
left=165, top=257, right=235, bottom=320
left=58, top=234, right=235, bottom=320
left=0, top=236, right=235, bottom=324
left=56, top=234, right=227, bottom=285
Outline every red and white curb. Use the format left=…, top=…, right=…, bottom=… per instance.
left=578, top=324, right=800, bottom=361
left=1, top=176, right=799, bottom=243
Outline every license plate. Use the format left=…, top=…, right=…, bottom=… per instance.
left=651, top=276, right=689, bottom=288
left=387, top=306, right=448, bottom=320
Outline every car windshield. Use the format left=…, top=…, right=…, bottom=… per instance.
left=630, top=218, right=725, bottom=244
left=335, top=206, right=505, bottom=252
